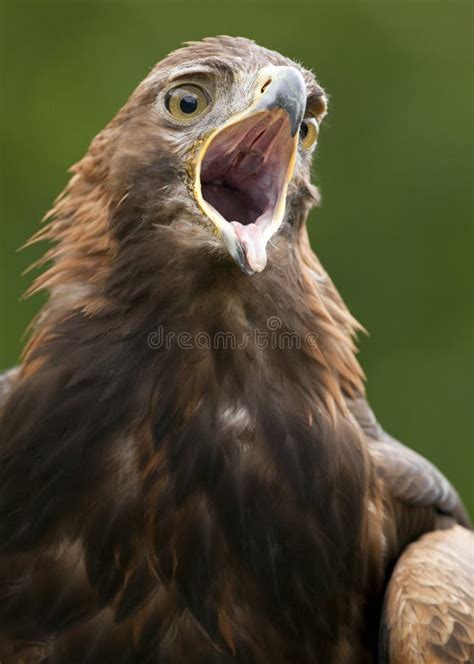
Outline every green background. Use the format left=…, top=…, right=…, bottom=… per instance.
left=1, top=1, right=472, bottom=514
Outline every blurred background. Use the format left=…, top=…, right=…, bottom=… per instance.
left=0, top=1, right=472, bottom=512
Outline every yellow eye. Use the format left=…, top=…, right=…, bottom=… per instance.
left=299, top=116, right=319, bottom=149
left=165, top=84, right=210, bottom=121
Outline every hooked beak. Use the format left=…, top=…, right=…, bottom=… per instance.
left=193, top=66, right=307, bottom=275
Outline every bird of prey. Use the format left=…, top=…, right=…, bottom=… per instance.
left=0, top=36, right=472, bottom=664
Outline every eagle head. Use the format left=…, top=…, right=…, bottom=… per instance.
left=97, top=36, right=327, bottom=277
left=25, top=36, right=358, bottom=419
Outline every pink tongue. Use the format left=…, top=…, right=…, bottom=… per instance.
left=231, top=222, right=268, bottom=273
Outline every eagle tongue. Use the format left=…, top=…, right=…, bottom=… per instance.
left=231, top=221, right=267, bottom=273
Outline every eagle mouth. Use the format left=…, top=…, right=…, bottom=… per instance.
left=193, top=108, right=298, bottom=274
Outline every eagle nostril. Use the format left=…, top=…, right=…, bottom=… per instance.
left=260, top=78, right=272, bottom=94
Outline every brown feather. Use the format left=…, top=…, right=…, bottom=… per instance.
left=380, top=526, right=474, bottom=663
left=0, top=36, right=470, bottom=663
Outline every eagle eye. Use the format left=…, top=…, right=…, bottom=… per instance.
left=299, top=115, right=319, bottom=150
left=165, top=84, right=210, bottom=121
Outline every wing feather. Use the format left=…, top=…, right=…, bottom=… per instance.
left=347, top=396, right=472, bottom=663
left=380, top=525, right=474, bottom=663
left=347, top=396, right=470, bottom=526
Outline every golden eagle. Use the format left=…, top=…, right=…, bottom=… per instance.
left=0, top=37, right=472, bottom=664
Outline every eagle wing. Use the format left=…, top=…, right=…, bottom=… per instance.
left=347, top=397, right=473, bottom=663
left=380, top=525, right=474, bottom=664
left=347, top=396, right=470, bottom=526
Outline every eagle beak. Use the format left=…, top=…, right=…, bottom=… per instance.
left=193, top=66, right=306, bottom=275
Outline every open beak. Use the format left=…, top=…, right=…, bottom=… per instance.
left=193, top=66, right=306, bottom=275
